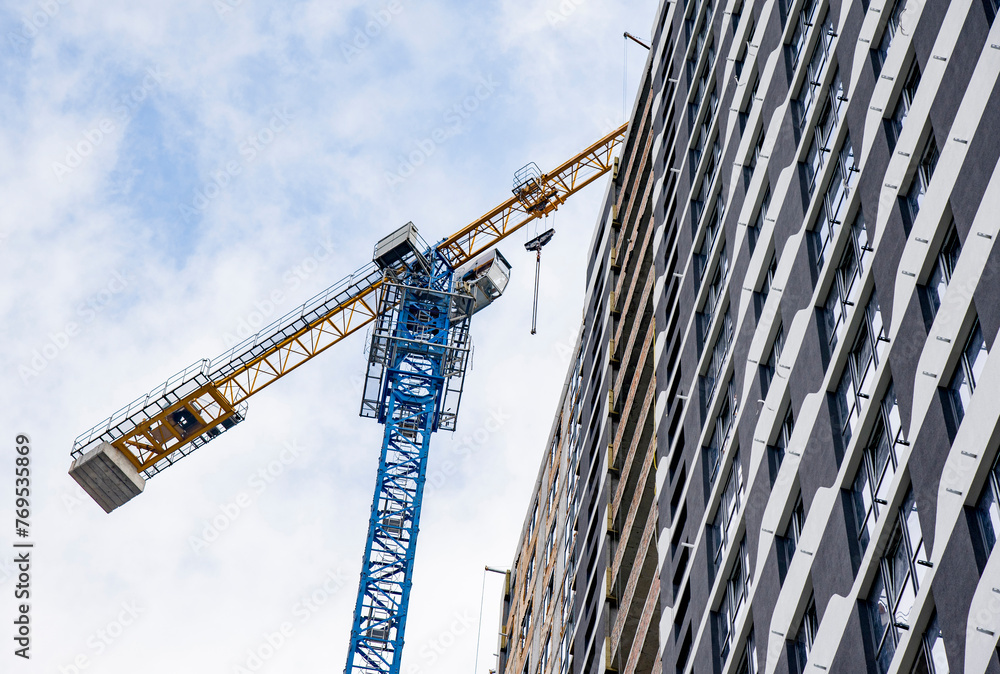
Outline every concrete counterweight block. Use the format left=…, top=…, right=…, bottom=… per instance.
left=69, top=442, right=145, bottom=513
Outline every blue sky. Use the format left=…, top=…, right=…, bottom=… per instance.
left=0, top=1, right=656, bottom=672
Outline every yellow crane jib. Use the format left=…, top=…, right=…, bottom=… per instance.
left=68, top=122, right=629, bottom=513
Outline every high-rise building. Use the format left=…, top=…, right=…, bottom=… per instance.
left=499, top=0, right=1000, bottom=673
left=496, top=57, right=657, bottom=674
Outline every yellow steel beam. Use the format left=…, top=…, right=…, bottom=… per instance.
left=214, top=280, right=385, bottom=406
left=104, top=123, right=629, bottom=471
left=437, top=123, right=628, bottom=267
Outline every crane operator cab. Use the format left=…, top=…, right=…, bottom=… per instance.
left=453, top=249, right=512, bottom=315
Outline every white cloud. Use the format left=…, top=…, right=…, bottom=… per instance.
left=0, top=1, right=656, bottom=672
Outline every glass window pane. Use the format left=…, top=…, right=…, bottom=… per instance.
left=910, top=649, right=931, bottom=674
left=927, top=612, right=949, bottom=674
left=967, top=324, right=987, bottom=388
left=950, top=365, right=970, bottom=421
left=868, top=571, right=890, bottom=645
left=854, top=470, right=873, bottom=549
left=902, top=491, right=922, bottom=554
left=877, top=635, right=897, bottom=674
left=977, top=483, right=999, bottom=553
left=894, top=573, right=915, bottom=627
left=927, top=260, right=944, bottom=313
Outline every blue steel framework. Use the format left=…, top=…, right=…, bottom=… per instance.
left=347, top=249, right=472, bottom=674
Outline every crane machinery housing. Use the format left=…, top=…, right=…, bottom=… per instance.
left=68, top=123, right=628, bottom=674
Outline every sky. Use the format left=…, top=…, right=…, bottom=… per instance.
left=0, top=1, right=657, bottom=672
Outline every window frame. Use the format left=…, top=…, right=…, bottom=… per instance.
left=851, top=382, right=902, bottom=552
left=946, top=317, right=988, bottom=424
left=904, top=132, right=940, bottom=226
left=865, top=488, right=930, bottom=674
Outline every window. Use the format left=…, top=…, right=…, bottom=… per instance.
left=834, top=290, right=888, bottom=447
left=706, top=378, right=739, bottom=485
left=560, top=630, right=571, bottom=674
left=925, top=224, right=961, bottom=317
left=704, top=241, right=730, bottom=317
left=790, top=594, right=818, bottom=673
left=561, top=569, right=574, bottom=626
left=732, top=0, right=744, bottom=28
left=792, top=13, right=836, bottom=131
left=735, top=16, right=756, bottom=85
left=888, top=61, right=921, bottom=150
left=903, top=133, right=939, bottom=228
left=865, top=488, right=930, bottom=674
left=986, top=0, right=999, bottom=25
left=525, top=553, right=536, bottom=597
left=759, top=254, right=777, bottom=305
left=748, top=185, right=770, bottom=253
left=716, top=535, right=751, bottom=661
left=823, top=213, right=870, bottom=351
left=540, top=635, right=550, bottom=672
left=704, top=310, right=734, bottom=403
left=760, top=322, right=785, bottom=398
left=812, top=134, right=858, bottom=269
left=975, top=451, right=1000, bottom=558
left=711, top=447, right=745, bottom=570
left=697, top=239, right=729, bottom=352
left=775, top=406, right=795, bottom=466
left=528, top=501, right=538, bottom=539
left=947, top=318, right=988, bottom=423
left=691, top=117, right=711, bottom=179
left=696, top=198, right=725, bottom=283
left=788, top=0, right=820, bottom=68
left=851, top=383, right=903, bottom=551
left=519, top=603, right=532, bottom=647
left=562, top=515, right=575, bottom=569
left=803, top=101, right=852, bottom=197
left=829, top=68, right=847, bottom=122
left=778, top=493, right=804, bottom=582
left=873, top=0, right=906, bottom=75
left=736, top=628, right=757, bottom=674
left=909, top=611, right=950, bottom=673
left=747, top=122, right=765, bottom=174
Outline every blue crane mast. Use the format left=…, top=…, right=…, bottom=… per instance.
left=349, top=224, right=510, bottom=673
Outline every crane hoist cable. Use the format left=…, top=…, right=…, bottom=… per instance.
left=67, top=121, right=629, bottom=674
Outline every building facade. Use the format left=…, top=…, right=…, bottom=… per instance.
left=500, top=0, right=1000, bottom=673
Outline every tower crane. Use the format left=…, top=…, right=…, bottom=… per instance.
left=69, top=123, right=628, bottom=674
